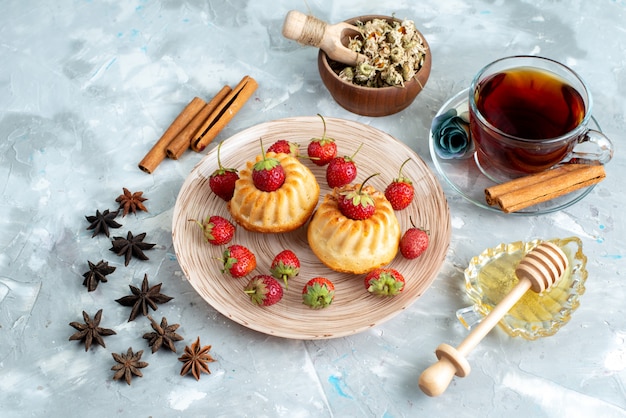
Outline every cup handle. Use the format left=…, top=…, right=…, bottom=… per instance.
left=564, top=129, right=614, bottom=165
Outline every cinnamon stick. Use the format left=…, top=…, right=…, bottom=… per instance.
left=191, top=75, right=258, bottom=152
left=485, top=164, right=606, bottom=213
left=166, top=85, right=232, bottom=160
left=138, top=96, right=206, bottom=173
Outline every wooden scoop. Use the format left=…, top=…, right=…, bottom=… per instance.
left=282, top=10, right=367, bottom=66
left=418, top=241, right=569, bottom=397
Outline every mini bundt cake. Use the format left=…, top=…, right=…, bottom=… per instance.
left=228, top=152, right=320, bottom=233
left=307, top=184, right=401, bottom=274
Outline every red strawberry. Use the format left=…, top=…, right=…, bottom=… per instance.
left=400, top=219, right=429, bottom=259
left=384, top=158, right=415, bottom=210
left=268, top=139, right=300, bottom=157
left=326, top=143, right=362, bottom=188
left=302, top=277, right=335, bottom=309
left=221, top=244, right=256, bottom=277
left=252, top=140, right=286, bottom=192
left=244, top=275, right=284, bottom=306
left=364, top=268, right=406, bottom=296
left=307, top=114, right=337, bottom=166
left=209, top=141, right=239, bottom=201
left=337, top=173, right=379, bottom=220
left=189, top=215, right=235, bottom=245
left=269, top=250, right=300, bottom=289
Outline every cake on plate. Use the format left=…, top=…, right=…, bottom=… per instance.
left=307, top=184, right=401, bottom=274
left=228, top=152, right=320, bottom=233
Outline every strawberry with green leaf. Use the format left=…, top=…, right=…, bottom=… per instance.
left=384, top=158, right=414, bottom=210
left=220, top=244, right=256, bottom=278
left=244, top=275, right=284, bottom=306
left=400, top=217, right=429, bottom=259
left=302, top=277, right=335, bottom=309
left=307, top=114, right=337, bottom=166
left=364, top=268, right=406, bottom=296
left=269, top=249, right=300, bottom=289
left=326, top=143, right=362, bottom=188
left=337, top=173, right=379, bottom=220
left=189, top=215, right=235, bottom=246
left=209, top=141, right=239, bottom=201
left=253, top=140, right=286, bottom=192
left=268, top=139, right=300, bottom=157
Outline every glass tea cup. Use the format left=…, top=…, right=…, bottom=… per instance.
left=468, top=55, right=613, bottom=180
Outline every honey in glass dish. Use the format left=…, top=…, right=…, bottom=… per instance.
left=461, top=237, right=588, bottom=339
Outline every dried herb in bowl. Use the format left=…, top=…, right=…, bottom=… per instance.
left=334, top=17, right=428, bottom=88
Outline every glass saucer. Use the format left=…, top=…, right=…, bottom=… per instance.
left=457, top=237, right=587, bottom=340
left=428, top=89, right=599, bottom=215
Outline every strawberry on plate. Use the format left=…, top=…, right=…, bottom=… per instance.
left=209, top=141, right=239, bottom=201
left=244, top=275, right=284, bottom=306
left=384, top=158, right=415, bottom=210
left=221, top=244, right=256, bottom=278
left=302, top=277, right=335, bottom=309
left=189, top=215, right=235, bottom=246
left=337, top=173, right=379, bottom=220
left=400, top=219, right=429, bottom=259
left=307, top=114, right=337, bottom=166
left=268, top=139, right=300, bottom=157
left=364, top=268, right=406, bottom=296
left=326, top=143, right=362, bottom=188
left=252, top=140, right=286, bottom=192
left=269, top=249, right=300, bottom=289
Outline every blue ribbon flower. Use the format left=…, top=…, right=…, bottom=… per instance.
left=431, top=108, right=474, bottom=159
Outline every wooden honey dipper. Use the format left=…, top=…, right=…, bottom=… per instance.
left=418, top=241, right=569, bottom=397
left=282, top=10, right=367, bottom=66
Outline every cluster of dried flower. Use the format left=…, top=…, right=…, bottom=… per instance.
left=338, top=18, right=427, bottom=87
left=69, top=187, right=216, bottom=385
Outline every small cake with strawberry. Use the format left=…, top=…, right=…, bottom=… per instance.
left=307, top=175, right=401, bottom=274
left=228, top=149, right=319, bottom=233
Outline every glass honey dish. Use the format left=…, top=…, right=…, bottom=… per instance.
left=457, top=236, right=588, bottom=340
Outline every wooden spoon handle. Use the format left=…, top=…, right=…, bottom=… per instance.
left=456, top=279, right=532, bottom=354
left=282, top=10, right=365, bottom=66
left=419, top=278, right=532, bottom=397
left=419, top=343, right=471, bottom=397
left=419, top=241, right=569, bottom=397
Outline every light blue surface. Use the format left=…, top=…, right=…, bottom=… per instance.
left=1, top=1, right=625, bottom=416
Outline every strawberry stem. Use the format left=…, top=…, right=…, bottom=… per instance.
left=216, top=141, right=225, bottom=169
left=351, top=143, right=363, bottom=160
left=317, top=113, right=327, bottom=140
left=358, top=172, right=380, bottom=194
left=398, top=158, right=411, bottom=177
left=188, top=218, right=204, bottom=230
left=408, top=216, right=430, bottom=234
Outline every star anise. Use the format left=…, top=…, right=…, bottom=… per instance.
left=69, top=309, right=117, bottom=351
left=143, top=315, right=184, bottom=353
left=178, top=337, right=216, bottom=380
left=115, top=274, right=174, bottom=322
left=82, top=260, right=116, bottom=292
left=109, top=231, right=155, bottom=266
left=111, top=347, right=149, bottom=385
left=85, top=209, right=122, bottom=237
left=116, top=187, right=148, bottom=217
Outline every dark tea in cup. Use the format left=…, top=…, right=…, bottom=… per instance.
left=469, top=56, right=613, bottom=179
left=475, top=68, right=585, bottom=140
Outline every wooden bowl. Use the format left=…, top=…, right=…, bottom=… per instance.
left=317, top=15, right=431, bottom=117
